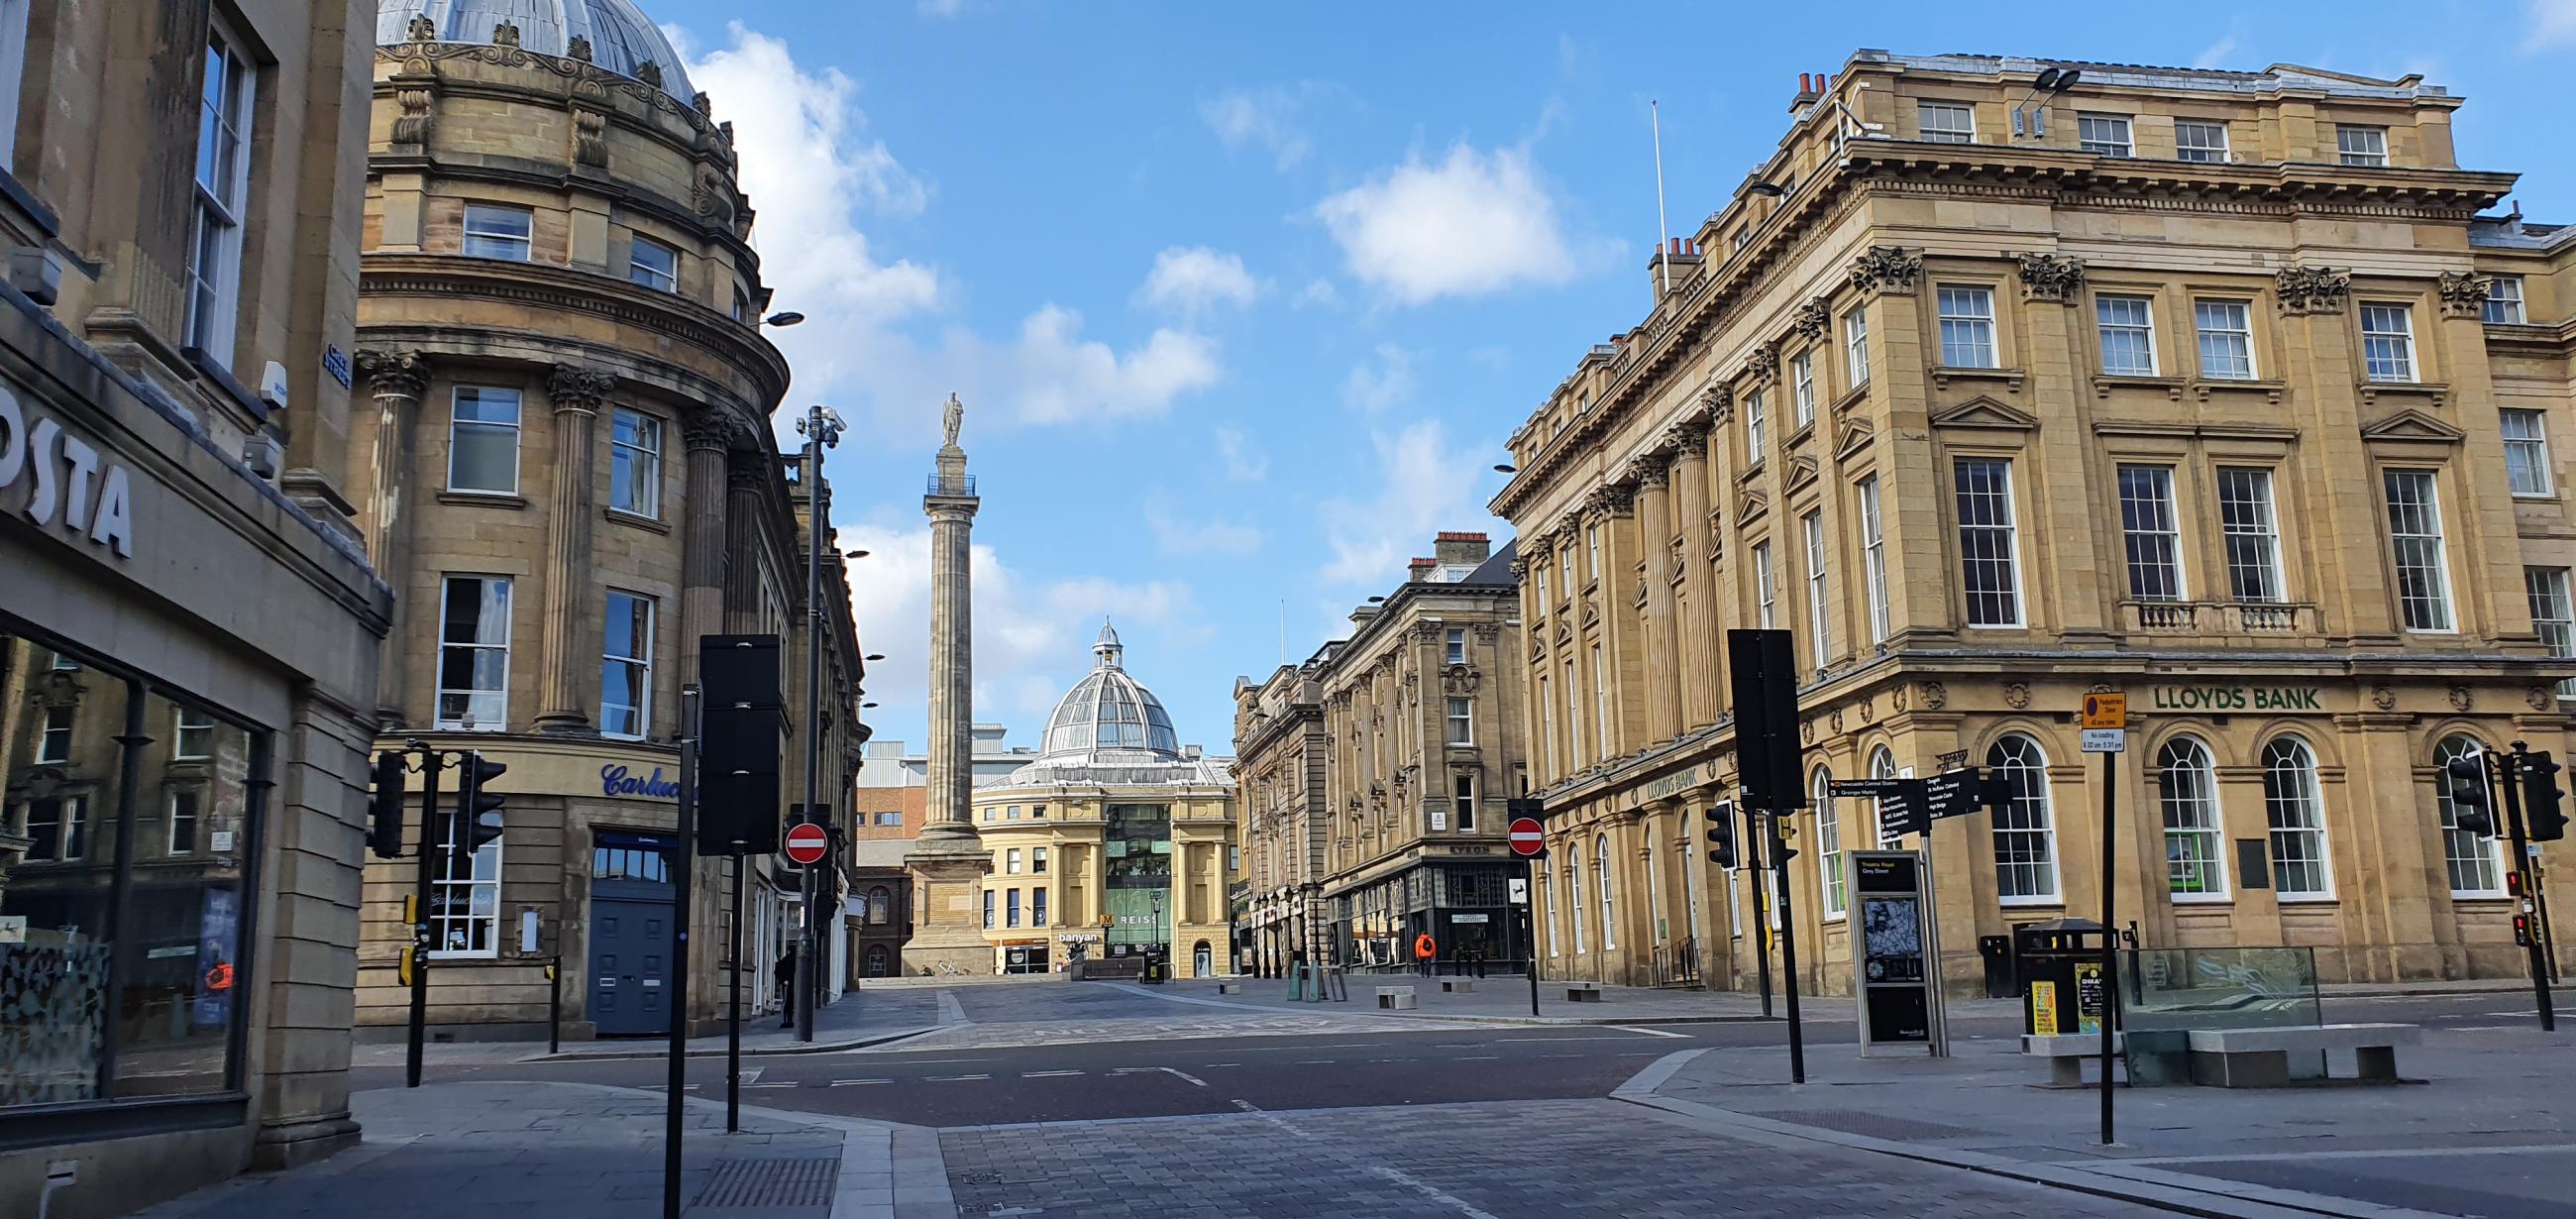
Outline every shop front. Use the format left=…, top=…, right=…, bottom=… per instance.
left=0, top=315, right=391, bottom=1208
left=1328, top=858, right=1526, bottom=971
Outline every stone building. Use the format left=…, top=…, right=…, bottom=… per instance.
left=0, top=0, right=391, bottom=1212
left=848, top=728, right=1034, bottom=978
left=345, top=2, right=867, bottom=1041
left=1489, top=52, right=2576, bottom=997
left=1234, top=533, right=1527, bottom=977
left=971, top=624, right=1236, bottom=978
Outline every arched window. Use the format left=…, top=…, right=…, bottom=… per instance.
left=2262, top=736, right=2332, bottom=899
left=867, top=885, right=893, bottom=926
left=2434, top=734, right=2505, bottom=895
left=1568, top=839, right=1587, bottom=953
left=1869, top=746, right=1900, bottom=848
left=1813, top=766, right=1846, bottom=919
left=1541, top=868, right=1558, bottom=956
left=1986, top=734, right=2060, bottom=902
left=1596, top=832, right=1616, bottom=950
left=2157, top=735, right=2227, bottom=897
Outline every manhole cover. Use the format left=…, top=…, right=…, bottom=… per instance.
left=1745, top=1109, right=1986, bottom=1141
left=694, top=1157, right=838, bottom=1208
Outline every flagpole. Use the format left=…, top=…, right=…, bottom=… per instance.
left=1652, top=99, right=1672, bottom=299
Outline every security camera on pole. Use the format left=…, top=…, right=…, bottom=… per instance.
left=794, top=403, right=844, bottom=1043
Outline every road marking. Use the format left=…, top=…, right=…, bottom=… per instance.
left=1020, top=1070, right=1084, bottom=1077
left=924, top=1073, right=990, bottom=1081
left=735, top=1067, right=764, bottom=1083
left=1157, top=1067, right=1210, bottom=1088
left=828, top=1079, right=891, bottom=1086
left=744, top=1082, right=798, bottom=1089
left=1457, top=1054, right=1500, bottom=1060
left=1614, top=1026, right=1693, bottom=1039
left=1203, top=1062, right=1241, bottom=1068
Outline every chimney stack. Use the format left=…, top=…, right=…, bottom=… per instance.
left=1408, top=557, right=1440, bottom=583
left=1433, top=531, right=1492, bottom=567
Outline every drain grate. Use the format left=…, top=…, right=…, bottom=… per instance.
left=694, top=1157, right=838, bottom=1208
left=1744, top=1109, right=1987, bottom=1141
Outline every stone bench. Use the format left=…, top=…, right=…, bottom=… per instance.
left=1442, top=979, right=1475, bottom=993
left=1216, top=982, right=1241, bottom=995
left=1563, top=982, right=1603, bottom=1003
left=2187, top=1023, right=2420, bottom=1087
left=1375, top=986, right=1417, bottom=1011
left=2022, top=1033, right=2123, bottom=1087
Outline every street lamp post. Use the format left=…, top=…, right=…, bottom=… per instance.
left=794, top=403, right=845, bottom=1043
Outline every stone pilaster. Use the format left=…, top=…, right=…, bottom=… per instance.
left=354, top=349, right=432, bottom=728
left=679, top=414, right=735, bottom=685
left=723, top=463, right=769, bottom=631
left=1669, top=420, right=1719, bottom=729
left=536, top=365, right=612, bottom=732
left=1636, top=457, right=1680, bottom=744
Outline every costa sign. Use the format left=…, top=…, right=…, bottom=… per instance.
left=0, top=384, right=137, bottom=559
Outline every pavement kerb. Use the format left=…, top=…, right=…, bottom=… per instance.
left=526, top=1025, right=943, bottom=1063
left=1105, top=981, right=1771, bottom=1027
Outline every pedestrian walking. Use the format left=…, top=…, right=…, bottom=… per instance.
left=774, top=948, right=796, bottom=1029
left=1413, top=931, right=1437, bottom=977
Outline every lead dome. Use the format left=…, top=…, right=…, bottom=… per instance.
left=1037, top=621, right=1182, bottom=760
left=376, top=0, right=696, bottom=100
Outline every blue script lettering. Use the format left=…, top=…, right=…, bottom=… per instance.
left=601, top=764, right=680, bottom=800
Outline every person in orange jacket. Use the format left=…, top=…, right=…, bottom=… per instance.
left=1413, top=931, right=1437, bottom=977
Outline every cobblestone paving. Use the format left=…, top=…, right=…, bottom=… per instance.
left=938, top=1097, right=2165, bottom=1218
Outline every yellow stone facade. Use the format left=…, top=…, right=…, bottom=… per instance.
left=1490, top=53, right=2576, bottom=998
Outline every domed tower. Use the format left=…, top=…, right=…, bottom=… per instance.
left=967, top=624, right=1238, bottom=979
left=349, top=3, right=834, bottom=1039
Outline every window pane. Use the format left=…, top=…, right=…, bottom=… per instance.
left=2359, top=304, right=2415, bottom=383
left=1, top=633, right=131, bottom=1105
left=2175, top=120, right=2229, bottom=163
left=1812, top=768, right=1844, bottom=918
left=2383, top=471, right=2452, bottom=631
left=2262, top=737, right=2331, bottom=899
left=2195, top=300, right=2255, bottom=380
left=1917, top=101, right=1974, bottom=143
left=1987, top=734, right=2058, bottom=899
left=1955, top=459, right=2021, bottom=626
left=2118, top=465, right=2185, bottom=602
left=2095, top=295, right=2156, bottom=376
left=610, top=409, right=664, bottom=516
left=1792, top=351, right=1815, bottom=425
left=1844, top=307, right=1870, bottom=386
left=1860, top=475, right=1889, bottom=643
left=2484, top=276, right=2526, bottom=325
left=2502, top=409, right=2551, bottom=497
left=629, top=237, right=678, bottom=291
left=2337, top=125, right=2388, bottom=166
left=2158, top=737, right=2226, bottom=896
left=115, top=690, right=256, bottom=1097
left=438, top=576, right=512, bottom=727
left=449, top=388, right=521, bottom=495
left=463, top=204, right=533, bottom=261
left=1937, top=286, right=1997, bottom=368
left=2434, top=735, right=2503, bottom=894
left=2079, top=113, right=2133, bottom=157
left=2216, top=468, right=2285, bottom=603
left=2526, top=567, right=2576, bottom=700
left=600, top=592, right=653, bottom=738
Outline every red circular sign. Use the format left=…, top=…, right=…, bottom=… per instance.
left=784, top=823, right=829, bottom=865
left=1508, top=817, right=1546, bottom=857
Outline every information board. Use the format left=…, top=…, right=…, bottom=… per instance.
left=1851, top=850, right=1940, bottom=1053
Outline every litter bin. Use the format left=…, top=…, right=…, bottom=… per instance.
left=1979, top=935, right=2014, bottom=999
left=1141, top=953, right=1167, bottom=985
left=2013, top=918, right=2109, bottom=1037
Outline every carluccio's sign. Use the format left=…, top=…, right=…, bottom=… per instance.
left=2149, top=685, right=2326, bottom=712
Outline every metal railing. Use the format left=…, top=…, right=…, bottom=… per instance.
left=926, top=472, right=977, bottom=496
left=1653, top=937, right=1700, bottom=986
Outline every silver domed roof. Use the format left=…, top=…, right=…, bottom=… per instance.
left=377, top=0, right=695, bottom=100
left=1037, top=620, right=1181, bottom=760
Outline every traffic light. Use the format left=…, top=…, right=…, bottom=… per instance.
left=2521, top=751, right=2567, bottom=842
left=368, top=750, right=409, bottom=859
left=1705, top=801, right=1738, bottom=869
left=2446, top=753, right=2497, bottom=837
left=458, top=751, right=507, bottom=852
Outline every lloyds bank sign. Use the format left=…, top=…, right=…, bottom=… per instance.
left=2149, top=685, right=2326, bottom=712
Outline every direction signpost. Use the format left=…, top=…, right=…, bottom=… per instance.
left=1507, top=807, right=1547, bottom=1017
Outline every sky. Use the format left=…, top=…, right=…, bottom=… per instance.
left=650, top=0, right=2576, bottom=757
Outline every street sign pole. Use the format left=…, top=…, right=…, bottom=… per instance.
left=405, top=744, right=443, bottom=1090
left=1744, top=803, right=1772, bottom=1019
left=1506, top=808, right=1548, bottom=1017
left=665, top=685, right=699, bottom=1219
left=1525, top=852, right=1542, bottom=1017
left=2080, top=691, right=2126, bottom=1147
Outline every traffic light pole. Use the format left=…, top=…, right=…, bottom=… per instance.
left=2500, top=745, right=2555, bottom=1032
left=1769, top=810, right=1805, bottom=1085
left=1743, top=805, right=1772, bottom=1020
left=727, top=846, right=744, bottom=1132
left=665, top=685, right=699, bottom=1219
left=1524, top=852, right=1542, bottom=1018
left=406, top=745, right=444, bottom=1090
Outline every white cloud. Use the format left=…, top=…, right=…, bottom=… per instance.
left=1214, top=425, right=1267, bottom=482
left=681, top=24, right=1224, bottom=440
left=1293, top=278, right=1340, bottom=308
left=1340, top=343, right=1415, bottom=413
left=2194, top=17, right=2247, bottom=69
left=1315, top=143, right=1580, bottom=304
left=1139, top=246, right=1260, bottom=317
left=1200, top=86, right=1314, bottom=170
left=2533, top=0, right=2576, bottom=50
left=1145, top=491, right=1264, bottom=556
left=838, top=513, right=1210, bottom=740
left=1316, top=419, right=1495, bottom=586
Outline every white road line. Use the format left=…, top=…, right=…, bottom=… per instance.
left=1457, top=1054, right=1501, bottom=1060
left=1020, top=1070, right=1084, bottom=1077
left=1227, top=1098, right=1497, bottom=1219
left=744, top=1082, right=798, bottom=1089
left=1157, top=1067, right=1211, bottom=1087
left=924, top=1073, right=990, bottom=1081
left=1203, top=1062, right=1241, bottom=1068
left=1614, top=1026, right=1693, bottom=1039
left=828, top=1079, right=891, bottom=1086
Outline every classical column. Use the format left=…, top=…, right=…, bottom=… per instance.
left=354, top=350, right=432, bottom=728
left=536, top=366, right=612, bottom=732
left=723, top=463, right=768, bottom=631
left=678, top=414, right=736, bottom=686
left=907, top=394, right=993, bottom=976
left=1669, top=418, right=1719, bottom=729
left=1636, top=456, right=1679, bottom=744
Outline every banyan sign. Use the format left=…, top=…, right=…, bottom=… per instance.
left=2149, top=685, right=2325, bottom=712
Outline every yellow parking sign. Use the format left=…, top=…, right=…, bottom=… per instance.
left=2081, top=693, right=2127, bottom=730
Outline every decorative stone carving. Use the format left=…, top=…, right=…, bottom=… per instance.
left=1700, top=383, right=1733, bottom=424
left=1858, top=696, right=1876, bottom=724
left=1829, top=708, right=1844, bottom=733
left=1890, top=684, right=1909, bottom=713
left=1599, top=483, right=1636, bottom=516
left=2530, top=687, right=2555, bottom=712
left=1507, top=558, right=1528, bottom=581
left=492, top=21, right=521, bottom=48
left=693, top=91, right=715, bottom=119
left=1471, top=623, right=1501, bottom=644
left=354, top=349, right=432, bottom=399
left=1442, top=666, right=1482, bottom=697
left=407, top=14, right=437, bottom=41
left=2016, top=253, right=2087, bottom=303
left=392, top=84, right=435, bottom=146
left=2448, top=685, right=2473, bottom=712
left=566, top=35, right=593, bottom=61
left=1848, top=245, right=1923, bottom=296
left=2002, top=681, right=2030, bottom=710
left=1791, top=297, right=1832, bottom=340
left=546, top=365, right=615, bottom=412
left=2437, top=271, right=2492, bottom=319
left=1800, top=718, right=1814, bottom=744
left=2372, top=686, right=2397, bottom=711
left=573, top=107, right=609, bottom=168
left=682, top=411, right=740, bottom=452
left=1742, top=342, right=1778, bottom=385
left=1637, top=460, right=1671, bottom=490
left=634, top=60, right=665, bottom=89
left=2275, top=266, right=2351, bottom=316
left=1919, top=682, right=1947, bottom=711
left=1668, top=418, right=1710, bottom=453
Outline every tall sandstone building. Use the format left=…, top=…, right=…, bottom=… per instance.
left=1490, top=53, right=2576, bottom=997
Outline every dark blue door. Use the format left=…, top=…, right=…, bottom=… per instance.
left=590, top=898, right=672, bottom=1036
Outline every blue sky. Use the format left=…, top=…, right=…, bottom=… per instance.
left=653, top=0, right=2575, bottom=755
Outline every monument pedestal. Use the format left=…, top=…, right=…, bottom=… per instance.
left=904, top=831, right=993, bottom=976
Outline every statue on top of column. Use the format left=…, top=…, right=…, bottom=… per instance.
left=941, top=392, right=964, bottom=449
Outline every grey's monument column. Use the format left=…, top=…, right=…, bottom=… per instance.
left=905, top=393, right=993, bottom=975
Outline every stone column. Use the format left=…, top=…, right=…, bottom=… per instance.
left=1636, top=457, right=1679, bottom=744
left=354, top=350, right=431, bottom=728
left=1670, top=419, right=1719, bottom=729
left=908, top=394, right=993, bottom=975
left=723, top=464, right=769, bottom=631
left=679, top=415, right=736, bottom=686
left=536, top=366, right=612, bottom=733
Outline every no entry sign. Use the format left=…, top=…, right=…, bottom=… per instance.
left=783, top=822, right=828, bottom=865
left=1508, top=817, right=1546, bottom=856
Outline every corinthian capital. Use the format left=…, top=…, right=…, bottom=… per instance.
left=545, top=365, right=616, bottom=414
left=681, top=411, right=740, bottom=453
left=354, top=349, right=432, bottom=399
